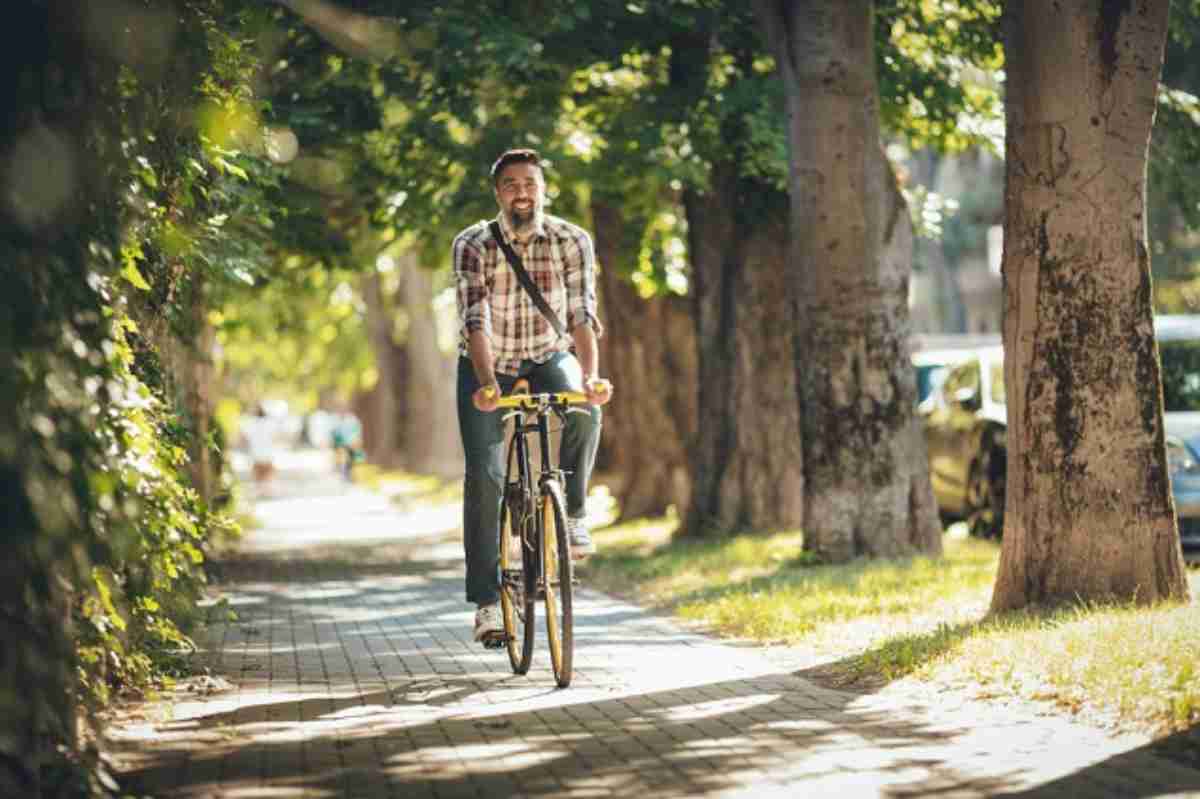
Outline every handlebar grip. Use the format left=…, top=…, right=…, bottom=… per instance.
left=482, top=386, right=497, bottom=399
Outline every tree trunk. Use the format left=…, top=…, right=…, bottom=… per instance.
left=395, top=252, right=461, bottom=477
left=755, top=0, right=942, bottom=561
left=682, top=166, right=805, bottom=537
left=361, top=267, right=403, bottom=466
left=593, top=199, right=697, bottom=520
left=992, top=0, right=1187, bottom=610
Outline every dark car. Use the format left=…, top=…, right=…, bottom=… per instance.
left=916, top=317, right=1200, bottom=555
left=1157, top=315, right=1200, bottom=558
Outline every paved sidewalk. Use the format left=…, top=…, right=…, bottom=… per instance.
left=107, top=451, right=1200, bottom=798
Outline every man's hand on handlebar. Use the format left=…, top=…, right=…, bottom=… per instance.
left=584, top=377, right=613, bottom=407
left=475, top=379, right=612, bottom=411
left=473, top=383, right=501, bottom=412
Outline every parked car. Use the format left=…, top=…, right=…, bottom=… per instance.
left=1157, top=315, right=1200, bottom=559
left=915, top=316, right=1200, bottom=557
left=917, top=344, right=1007, bottom=538
left=912, top=334, right=1001, bottom=405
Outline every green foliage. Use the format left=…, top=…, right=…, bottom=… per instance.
left=1150, top=4, right=1200, bottom=307
left=284, top=0, right=1006, bottom=297
left=875, top=0, right=1004, bottom=153
left=0, top=0, right=299, bottom=790
left=75, top=301, right=235, bottom=706
left=216, top=263, right=375, bottom=408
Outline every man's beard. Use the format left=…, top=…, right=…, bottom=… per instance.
left=508, top=205, right=534, bottom=231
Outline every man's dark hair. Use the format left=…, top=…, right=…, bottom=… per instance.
left=490, top=148, right=542, bottom=185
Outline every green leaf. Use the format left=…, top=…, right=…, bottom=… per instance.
left=120, top=261, right=151, bottom=291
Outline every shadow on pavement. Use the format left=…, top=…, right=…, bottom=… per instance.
left=117, top=669, right=1031, bottom=798
left=110, top=477, right=1200, bottom=799
left=110, top=543, right=1200, bottom=799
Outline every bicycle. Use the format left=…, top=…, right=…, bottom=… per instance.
left=482, top=378, right=604, bottom=688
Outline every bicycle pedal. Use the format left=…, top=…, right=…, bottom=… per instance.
left=481, top=634, right=508, bottom=649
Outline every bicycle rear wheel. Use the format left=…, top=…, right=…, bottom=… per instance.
left=540, top=480, right=573, bottom=688
left=500, top=453, right=534, bottom=674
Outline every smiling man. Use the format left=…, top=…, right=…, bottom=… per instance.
left=451, top=148, right=612, bottom=645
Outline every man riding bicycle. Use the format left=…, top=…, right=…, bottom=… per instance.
left=452, top=148, right=613, bottom=645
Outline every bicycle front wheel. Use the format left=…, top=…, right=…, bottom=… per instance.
left=499, top=488, right=535, bottom=673
left=540, top=480, right=573, bottom=688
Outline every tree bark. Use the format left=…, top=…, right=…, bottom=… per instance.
left=361, top=267, right=404, bottom=466
left=755, top=0, right=942, bottom=561
left=992, top=0, right=1187, bottom=610
left=593, top=198, right=697, bottom=520
left=682, top=166, right=805, bottom=537
left=395, top=252, right=461, bottom=477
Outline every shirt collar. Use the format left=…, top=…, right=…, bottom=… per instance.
left=496, top=209, right=546, bottom=245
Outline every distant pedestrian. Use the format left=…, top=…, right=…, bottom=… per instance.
left=241, top=403, right=277, bottom=488
left=330, top=410, right=363, bottom=481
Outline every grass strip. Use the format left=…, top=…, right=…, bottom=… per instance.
left=580, top=515, right=1200, bottom=734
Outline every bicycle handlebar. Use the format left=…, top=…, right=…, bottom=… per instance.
left=485, top=379, right=611, bottom=410
left=493, top=390, right=591, bottom=410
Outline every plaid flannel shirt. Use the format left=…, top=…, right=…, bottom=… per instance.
left=453, top=211, right=600, bottom=376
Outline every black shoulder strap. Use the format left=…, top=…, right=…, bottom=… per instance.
left=488, top=221, right=566, bottom=337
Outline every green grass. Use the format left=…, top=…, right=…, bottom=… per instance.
left=579, top=517, right=1200, bottom=735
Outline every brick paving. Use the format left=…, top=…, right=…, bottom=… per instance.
left=106, top=450, right=1200, bottom=798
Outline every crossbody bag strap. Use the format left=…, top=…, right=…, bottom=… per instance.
left=488, top=221, right=567, bottom=338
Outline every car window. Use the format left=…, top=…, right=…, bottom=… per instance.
left=1161, top=340, right=1200, bottom=412
left=915, top=364, right=941, bottom=404
left=989, top=360, right=1005, bottom=405
left=941, top=359, right=980, bottom=404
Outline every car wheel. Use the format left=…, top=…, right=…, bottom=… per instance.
left=965, top=442, right=1005, bottom=539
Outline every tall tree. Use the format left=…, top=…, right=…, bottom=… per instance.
left=593, top=196, right=698, bottom=520
left=992, top=0, right=1188, bottom=610
left=755, top=0, right=942, bottom=560
left=393, top=250, right=461, bottom=476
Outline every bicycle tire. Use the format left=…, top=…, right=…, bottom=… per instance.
left=540, top=479, right=573, bottom=688
left=500, top=441, right=535, bottom=674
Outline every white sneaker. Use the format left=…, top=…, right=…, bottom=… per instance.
left=473, top=603, right=503, bottom=642
left=566, top=517, right=595, bottom=559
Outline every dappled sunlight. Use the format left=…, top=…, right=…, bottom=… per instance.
left=278, top=585, right=363, bottom=602
left=222, top=785, right=328, bottom=799
left=107, top=401, right=1200, bottom=797
left=220, top=592, right=269, bottom=608
left=388, top=741, right=565, bottom=771
left=111, top=507, right=1200, bottom=799
left=649, top=694, right=780, bottom=723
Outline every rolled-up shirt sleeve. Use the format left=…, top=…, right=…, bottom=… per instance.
left=453, top=231, right=492, bottom=339
left=562, top=227, right=600, bottom=335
